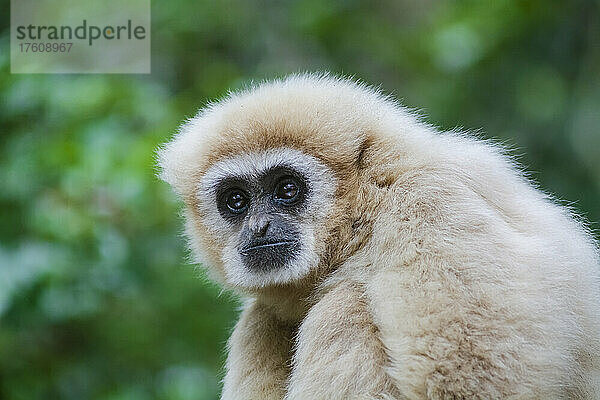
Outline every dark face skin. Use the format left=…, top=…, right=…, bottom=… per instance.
left=215, top=167, right=309, bottom=272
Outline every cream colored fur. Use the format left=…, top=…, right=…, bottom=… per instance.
left=158, top=73, right=600, bottom=399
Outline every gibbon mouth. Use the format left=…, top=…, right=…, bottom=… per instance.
left=240, top=240, right=297, bottom=255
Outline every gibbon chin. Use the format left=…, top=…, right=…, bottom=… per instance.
left=158, top=74, right=600, bottom=399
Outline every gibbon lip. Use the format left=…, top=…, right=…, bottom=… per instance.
left=240, top=240, right=296, bottom=255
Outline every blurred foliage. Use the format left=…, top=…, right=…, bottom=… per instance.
left=0, top=0, right=599, bottom=399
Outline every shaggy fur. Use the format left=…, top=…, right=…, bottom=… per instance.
left=158, top=74, right=600, bottom=399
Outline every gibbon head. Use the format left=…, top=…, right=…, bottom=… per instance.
left=158, top=74, right=424, bottom=290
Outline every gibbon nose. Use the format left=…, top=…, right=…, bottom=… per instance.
left=248, top=215, right=271, bottom=237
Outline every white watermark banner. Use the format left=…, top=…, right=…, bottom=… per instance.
left=11, top=0, right=150, bottom=73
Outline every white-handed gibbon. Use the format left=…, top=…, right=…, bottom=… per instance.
left=157, top=74, right=600, bottom=399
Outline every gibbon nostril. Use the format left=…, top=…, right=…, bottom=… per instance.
left=249, top=215, right=270, bottom=237
left=255, top=220, right=269, bottom=237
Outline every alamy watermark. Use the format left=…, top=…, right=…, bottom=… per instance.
left=11, top=0, right=150, bottom=73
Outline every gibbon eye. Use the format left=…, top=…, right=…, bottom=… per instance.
left=225, top=190, right=249, bottom=213
left=274, top=177, right=300, bottom=204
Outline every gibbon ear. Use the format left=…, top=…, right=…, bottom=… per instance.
left=354, top=135, right=397, bottom=189
left=355, top=136, right=374, bottom=170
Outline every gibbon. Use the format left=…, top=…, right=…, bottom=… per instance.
left=158, top=74, right=600, bottom=399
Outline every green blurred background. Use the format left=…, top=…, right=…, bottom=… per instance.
left=1, top=1, right=599, bottom=399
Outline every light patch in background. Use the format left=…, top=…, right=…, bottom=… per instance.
left=157, top=365, right=219, bottom=400
left=433, top=23, right=483, bottom=72
left=11, top=0, right=150, bottom=73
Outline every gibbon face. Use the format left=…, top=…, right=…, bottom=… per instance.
left=158, top=74, right=404, bottom=289
left=196, top=148, right=336, bottom=288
